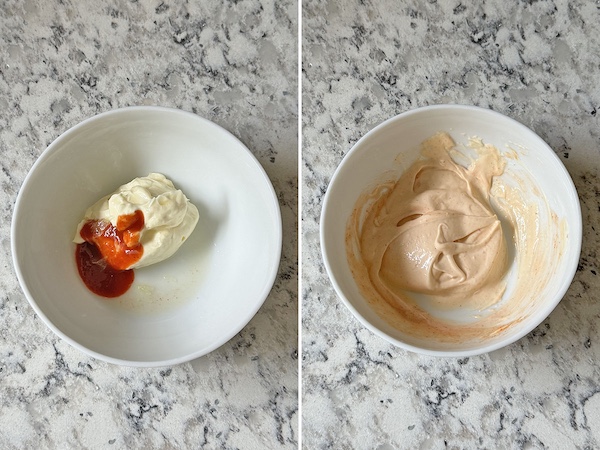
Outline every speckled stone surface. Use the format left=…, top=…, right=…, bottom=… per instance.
left=302, top=1, right=600, bottom=448
left=1, top=0, right=297, bottom=448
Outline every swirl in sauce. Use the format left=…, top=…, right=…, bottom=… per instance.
left=346, top=132, right=522, bottom=343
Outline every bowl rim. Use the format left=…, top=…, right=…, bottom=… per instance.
left=11, top=105, right=283, bottom=367
left=320, top=103, right=583, bottom=357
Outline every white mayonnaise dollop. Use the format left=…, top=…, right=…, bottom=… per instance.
left=74, top=173, right=199, bottom=269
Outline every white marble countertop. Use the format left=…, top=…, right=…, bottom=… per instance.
left=1, top=1, right=297, bottom=448
left=302, top=0, right=600, bottom=448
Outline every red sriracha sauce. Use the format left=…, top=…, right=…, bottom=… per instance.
left=75, top=210, right=144, bottom=297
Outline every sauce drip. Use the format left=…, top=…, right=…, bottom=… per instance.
left=76, top=242, right=134, bottom=298
left=75, top=210, right=144, bottom=297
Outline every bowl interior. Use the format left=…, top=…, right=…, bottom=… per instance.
left=12, top=107, right=281, bottom=366
left=321, top=105, right=581, bottom=356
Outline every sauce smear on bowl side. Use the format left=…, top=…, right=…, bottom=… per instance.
left=75, top=210, right=144, bottom=297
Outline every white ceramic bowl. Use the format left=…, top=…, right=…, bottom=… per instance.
left=321, top=105, right=581, bottom=357
left=12, top=106, right=282, bottom=367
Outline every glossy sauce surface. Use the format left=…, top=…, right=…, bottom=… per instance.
left=76, top=210, right=144, bottom=297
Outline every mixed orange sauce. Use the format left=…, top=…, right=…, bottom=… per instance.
left=75, top=210, right=145, bottom=297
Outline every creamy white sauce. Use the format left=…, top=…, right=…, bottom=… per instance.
left=74, top=173, right=199, bottom=269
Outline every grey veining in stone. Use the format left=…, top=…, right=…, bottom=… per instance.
left=1, top=0, right=297, bottom=448
left=302, top=0, right=600, bottom=448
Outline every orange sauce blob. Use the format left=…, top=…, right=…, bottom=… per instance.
left=75, top=210, right=144, bottom=297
